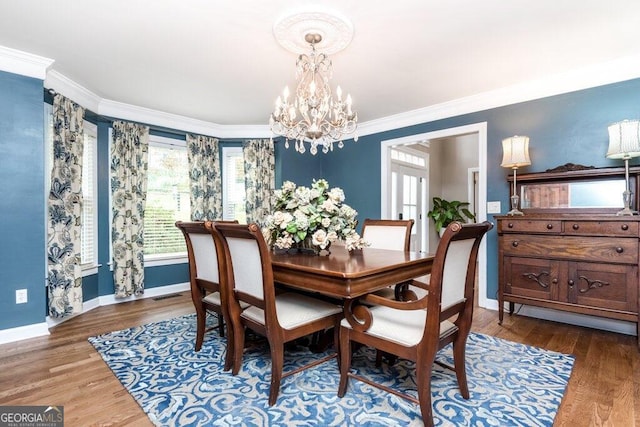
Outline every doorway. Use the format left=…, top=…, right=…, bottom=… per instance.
left=380, top=122, right=490, bottom=309
left=388, top=146, right=429, bottom=251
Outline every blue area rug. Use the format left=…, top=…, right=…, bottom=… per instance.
left=89, top=314, right=574, bottom=426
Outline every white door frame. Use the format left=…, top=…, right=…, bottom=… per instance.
left=380, top=122, right=490, bottom=309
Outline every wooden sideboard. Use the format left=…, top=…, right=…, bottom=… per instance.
left=498, top=164, right=640, bottom=347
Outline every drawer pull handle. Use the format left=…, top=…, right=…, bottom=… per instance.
left=508, top=223, right=514, bottom=228
left=622, top=224, right=629, bottom=231
left=568, top=279, right=574, bottom=287
left=616, top=247, right=624, bottom=254
left=552, top=278, right=558, bottom=284
left=512, top=241, right=519, bottom=247
left=572, top=224, right=579, bottom=230
left=546, top=223, right=553, bottom=230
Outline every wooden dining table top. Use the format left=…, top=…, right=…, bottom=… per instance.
left=270, top=246, right=434, bottom=300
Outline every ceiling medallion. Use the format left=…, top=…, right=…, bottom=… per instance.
left=273, top=10, right=354, bottom=55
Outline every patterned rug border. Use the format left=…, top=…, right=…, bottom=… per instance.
left=89, top=314, right=575, bottom=426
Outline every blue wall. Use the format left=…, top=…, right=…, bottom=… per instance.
left=0, top=71, right=46, bottom=329
left=274, top=137, right=323, bottom=187
left=318, top=78, right=640, bottom=301
left=2, top=65, right=640, bottom=332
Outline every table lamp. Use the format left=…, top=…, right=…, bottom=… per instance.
left=606, top=119, right=640, bottom=216
left=501, top=135, right=531, bottom=216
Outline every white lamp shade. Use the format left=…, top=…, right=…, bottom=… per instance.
left=607, top=120, right=640, bottom=160
left=501, top=135, right=531, bottom=168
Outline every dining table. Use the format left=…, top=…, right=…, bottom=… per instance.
left=270, top=246, right=434, bottom=300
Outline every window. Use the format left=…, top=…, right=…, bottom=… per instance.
left=391, top=148, right=426, bottom=167
left=222, top=147, right=247, bottom=223
left=143, top=135, right=191, bottom=259
left=111, top=136, right=245, bottom=266
left=45, top=104, right=99, bottom=276
left=81, top=122, right=98, bottom=270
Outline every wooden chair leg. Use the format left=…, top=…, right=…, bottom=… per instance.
left=194, top=304, right=206, bottom=352
left=334, top=324, right=341, bottom=370
left=337, top=328, right=352, bottom=397
left=231, top=324, right=246, bottom=376
left=268, top=339, right=285, bottom=406
left=222, top=323, right=234, bottom=372
left=217, top=313, right=225, bottom=338
left=416, top=353, right=435, bottom=427
left=452, top=335, right=470, bottom=399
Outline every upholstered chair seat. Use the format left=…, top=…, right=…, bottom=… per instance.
left=242, top=292, right=342, bottom=330
left=340, top=307, right=456, bottom=347
left=202, top=292, right=221, bottom=306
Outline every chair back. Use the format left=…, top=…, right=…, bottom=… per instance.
left=423, top=221, right=492, bottom=343
left=211, top=222, right=276, bottom=316
left=176, top=221, right=220, bottom=288
left=361, top=218, right=414, bottom=251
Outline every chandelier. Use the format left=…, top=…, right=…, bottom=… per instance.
left=270, top=33, right=358, bottom=155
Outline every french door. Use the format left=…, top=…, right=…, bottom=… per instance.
left=389, top=162, right=428, bottom=252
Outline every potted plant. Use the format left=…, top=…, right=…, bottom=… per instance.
left=427, top=197, right=475, bottom=235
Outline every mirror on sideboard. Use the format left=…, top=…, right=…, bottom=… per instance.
left=507, top=163, right=640, bottom=214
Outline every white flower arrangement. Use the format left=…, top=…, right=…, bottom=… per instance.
left=263, top=179, right=368, bottom=252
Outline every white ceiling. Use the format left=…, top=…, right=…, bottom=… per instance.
left=2, top=1, right=640, bottom=129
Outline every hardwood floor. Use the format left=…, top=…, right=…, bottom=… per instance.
left=0, top=293, right=638, bottom=426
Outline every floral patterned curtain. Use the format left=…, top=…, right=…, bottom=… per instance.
left=186, top=134, right=222, bottom=220
left=47, top=94, right=85, bottom=318
left=111, top=121, right=149, bottom=297
left=243, top=139, right=275, bottom=226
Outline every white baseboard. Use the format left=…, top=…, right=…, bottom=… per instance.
left=0, top=322, right=49, bottom=345
left=483, top=298, right=637, bottom=336
left=2, top=282, right=190, bottom=345
left=97, top=282, right=189, bottom=306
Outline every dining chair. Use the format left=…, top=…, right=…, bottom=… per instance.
left=175, top=220, right=238, bottom=370
left=210, top=222, right=344, bottom=406
left=361, top=218, right=418, bottom=300
left=337, top=221, right=493, bottom=427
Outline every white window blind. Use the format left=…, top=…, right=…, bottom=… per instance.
left=222, top=147, right=246, bottom=223
left=81, top=122, right=98, bottom=268
left=143, top=136, right=190, bottom=257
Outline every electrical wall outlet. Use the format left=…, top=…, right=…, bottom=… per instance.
left=16, top=289, right=28, bottom=304
left=487, top=201, right=501, bottom=214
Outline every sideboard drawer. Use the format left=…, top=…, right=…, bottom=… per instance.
left=500, top=235, right=638, bottom=264
left=565, top=220, right=638, bottom=237
left=499, top=219, right=562, bottom=234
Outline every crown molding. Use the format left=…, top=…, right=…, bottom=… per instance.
left=0, top=45, right=54, bottom=80
left=98, top=98, right=271, bottom=138
left=44, top=66, right=271, bottom=138
left=45, top=70, right=101, bottom=112
left=358, top=54, right=640, bottom=138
